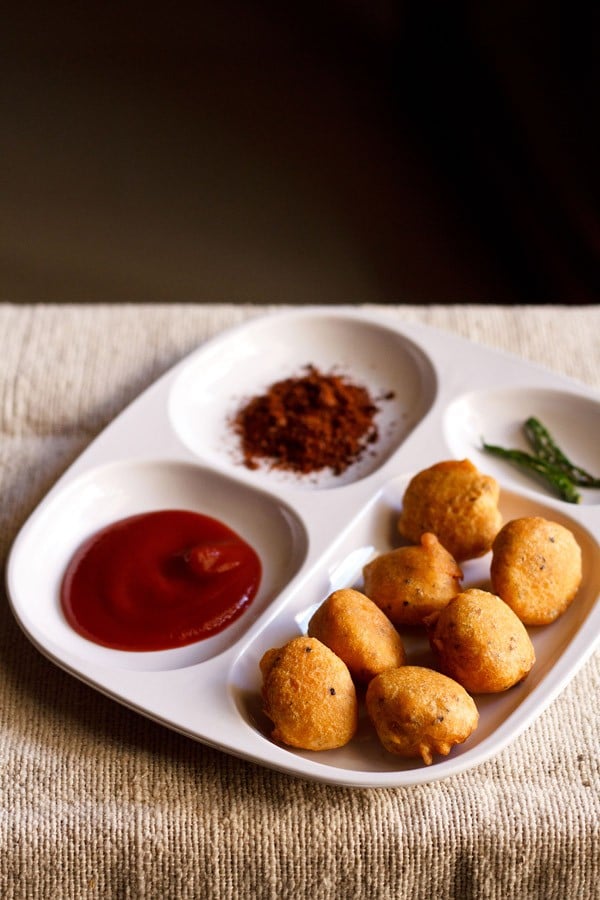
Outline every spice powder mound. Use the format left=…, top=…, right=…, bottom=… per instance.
left=232, top=364, right=391, bottom=476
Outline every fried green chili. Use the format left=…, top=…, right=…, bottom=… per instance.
left=523, top=417, right=600, bottom=487
left=482, top=415, right=600, bottom=502
left=481, top=441, right=582, bottom=503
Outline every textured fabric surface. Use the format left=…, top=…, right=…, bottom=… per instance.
left=1, top=304, right=599, bottom=900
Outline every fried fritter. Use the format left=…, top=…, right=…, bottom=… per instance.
left=260, top=636, right=358, bottom=750
left=366, top=666, right=479, bottom=765
left=397, top=459, right=502, bottom=562
left=308, top=588, right=406, bottom=683
left=490, top=516, right=582, bottom=625
left=362, top=532, right=462, bottom=626
left=426, top=588, right=535, bottom=693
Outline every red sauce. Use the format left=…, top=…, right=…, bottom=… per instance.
left=60, top=509, right=262, bottom=651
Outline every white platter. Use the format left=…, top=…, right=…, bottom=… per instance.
left=6, top=307, right=600, bottom=787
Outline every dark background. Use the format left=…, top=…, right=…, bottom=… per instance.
left=2, top=2, right=599, bottom=304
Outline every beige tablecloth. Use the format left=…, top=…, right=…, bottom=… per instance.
left=1, top=304, right=599, bottom=900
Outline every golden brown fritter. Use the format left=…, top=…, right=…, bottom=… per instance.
left=260, top=636, right=358, bottom=750
left=490, top=516, right=582, bottom=625
left=397, top=459, right=502, bottom=562
left=362, top=533, right=463, bottom=626
left=308, top=588, right=406, bottom=683
left=366, top=666, right=479, bottom=765
left=426, top=588, right=535, bottom=693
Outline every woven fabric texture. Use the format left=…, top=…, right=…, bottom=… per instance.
left=1, top=304, right=599, bottom=900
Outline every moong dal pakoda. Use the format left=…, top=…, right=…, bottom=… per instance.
left=260, top=636, right=358, bottom=751
left=362, top=532, right=463, bottom=626
left=366, top=666, right=479, bottom=765
left=426, top=588, right=536, bottom=693
left=308, top=588, right=406, bottom=683
left=490, top=516, right=582, bottom=625
left=397, top=459, right=502, bottom=562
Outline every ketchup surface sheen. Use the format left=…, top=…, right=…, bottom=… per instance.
left=60, top=509, right=262, bottom=651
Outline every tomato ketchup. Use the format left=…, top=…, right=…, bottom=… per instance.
left=60, top=510, right=262, bottom=651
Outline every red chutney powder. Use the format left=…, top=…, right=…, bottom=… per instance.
left=233, top=364, right=390, bottom=476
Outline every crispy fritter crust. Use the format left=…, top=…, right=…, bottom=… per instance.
left=490, top=516, right=582, bottom=625
left=260, top=636, right=358, bottom=750
left=366, top=666, right=479, bottom=765
left=308, top=588, right=406, bottom=682
left=362, top=533, right=463, bottom=626
left=426, top=588, right=535, bottom=693
left=397, top=459, right=502, bottom=562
